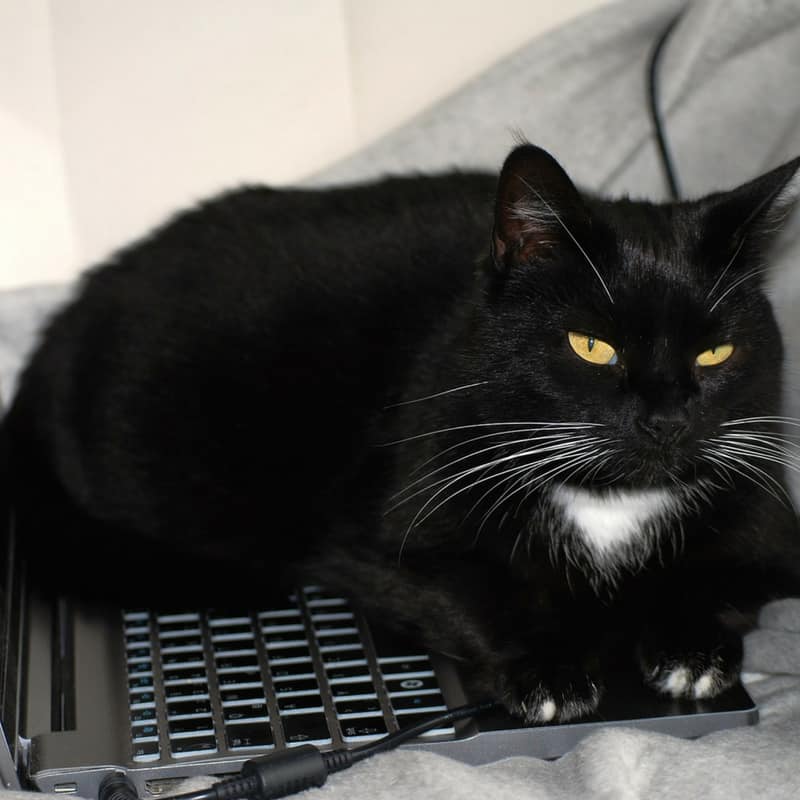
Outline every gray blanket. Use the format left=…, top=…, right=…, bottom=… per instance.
left=3, top=0, right=800, bottom=796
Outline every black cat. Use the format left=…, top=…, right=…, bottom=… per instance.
left=6, top=144, right=800, bottom=724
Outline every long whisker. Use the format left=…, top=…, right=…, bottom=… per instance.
left=379, top=420, right=603, bottom=447
left=383, top=381, right=489, bottom=409
left=705, top=236, right=746, bottom=304
left=708, top=267, right=770, bottom=313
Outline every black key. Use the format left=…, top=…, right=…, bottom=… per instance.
left=170, top=736, right=217, bottom=755
left=317, top=634, right=361, bottom=648
left=131, top=708, right=157, bottom=723
left=214, top=639, right=255, bottom=653
left=162, top=651, right=204, bottom=666
left=161, top=636, right=203, bottom=650
left=335, top=697, right=381, bottom=715
left=128, top=662, right=152, bottom=675
left=126, top=646, right=151, bottom=659
left=270, top=664, right=314, bottom=679
left=216, top=654, right=258, bottom=670
left=132, top=723, right=158, bottom=739
left=266, top=646, right=310, bottom=662
left=330, top=681, right=375, bottom=698
left=165, top=684, right=207, bottom=699
left=323, top=650, right=366, bottom=665
left=379, top=657, right=431, bottom=676
left=169, top=717, right=215, bottom=735
left=163, top=667, right=206, bottom=682
left=281, top=713, right=330, bottom=744
left=226, top=722, right=273, bottom=750
left=221, top=687, right=264, bottom=703
left=126, top=633, right=151, bottom=645
left=223, top=702, right=268, bottom=721
left=132, top=741, right=159, bottom=760
left=371, top=629, right=427, bottom=659
left=390, top=693, right=446, bottom=711
left=130, top=692, right=155, bottom=704
left=272, top=677, right=318, bottom=694
left=217, top=670, right=261, bottom=686
left=340, top=717, right=388, bottom=739
left=129, top=676, right=153, bottom=690
left=277, top=694, right=324, bottom=712
left=168, top=698, right=212, bottom=716
left=384, top=675, right=439, bottom=694
left=326, top=664, right=371, bottom=681
left=159, top=621, right=201, bottom=633
left=210, top=623, right=252, bottom=636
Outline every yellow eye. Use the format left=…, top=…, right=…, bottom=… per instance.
left=696, top=343, right=734, bottom=367
left=568, top=332, right=618, bottom=365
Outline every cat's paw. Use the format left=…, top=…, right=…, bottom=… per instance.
left=497, top=656, right=603, bottom=724
left=637, top=622, right=742, bottom=700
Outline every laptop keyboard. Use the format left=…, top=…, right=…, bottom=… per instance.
left=123, top=587, right=454, bottom=765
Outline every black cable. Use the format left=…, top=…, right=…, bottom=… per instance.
left=155, top=700, right=499, bottom=800
left=647, top=11, right=684, bottom=201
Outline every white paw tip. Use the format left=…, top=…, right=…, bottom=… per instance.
left=693, top=672, right=715, bottom=699
left=662, top=666, right=690, bottom=697
left=538, top=699, right=557, bottom=722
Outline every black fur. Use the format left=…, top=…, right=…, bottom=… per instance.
left=7, top=145, right=800, bottom=723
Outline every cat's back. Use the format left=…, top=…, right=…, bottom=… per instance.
left=8, top=171, right=496, bottom=579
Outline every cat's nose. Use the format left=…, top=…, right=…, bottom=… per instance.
left=637, top=410, right=690, bottom=444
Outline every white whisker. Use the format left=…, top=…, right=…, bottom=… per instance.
left=383, top=381, right=489, bottom=409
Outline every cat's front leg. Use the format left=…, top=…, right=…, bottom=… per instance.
left=636, top=611, right=743, bottom=700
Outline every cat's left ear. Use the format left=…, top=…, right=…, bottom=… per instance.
left=700, top=155, right=800, bottom=251
left=492, top=144, right=590, bottom=273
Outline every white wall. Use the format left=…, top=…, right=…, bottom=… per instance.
left=0, top=0, right=608, bottom=290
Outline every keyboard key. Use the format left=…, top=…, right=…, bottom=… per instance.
left=159, top=621, right=201, bottom=633
left=378, top=656, right=430, bottom=674
left=165, top=684, right=208, bottom=699
left=132, top=741, right=160, bottom=762
left=216, top=654, right=259, bottom=671
left=384, top=675, right=439, bottom=694
left=390, top=692, right=446, bottom=711
left=213, top=639, right=256, bottom=653
left=226, top=722, right=274, bottom=750
left=259, top=609, right=301, bottom=620
left=282, top=713, right=330, bottom=744
left=169, top=717, right=215, bottom=735
left=129, top=676, right=153, bottom=690
left=208, top=615, right=251, bottom=626
left=161, top=637, right=203, bottom=651
left=263, top=631, right=307, bottom=646
left=323, top=651, right=366, bottom=665
left=340, top=717, right=388, bottom=741
left=168, top=698, right=213, bottom=717
left=130, top=692, right=156, bottom=705
left=326, top=664, right=371, bottom=681
left=218, top=670, right=261, bottom=686
left=310, top=612, right=354, bottom=624
left=223, top=703, right=269, bottom=721
left=221, top=687, right=264, bottom=703
left=128, top=662, right=153, bottom=675
left=271, top=677, right=319, bottom=694
left=132, top=723, right=158, bottom=740
left=162, top=651, right=204, bottom=665
left=266, top=645, right=310, bottom=661
left=277, top=694, right=324, bottom=712
left=157, top=613, right=200, bottom=624
left=131, top=708, right=158, bottom=723
left=269, top=664, right=315, bottom=679
left=126, top=646, right=151, bottom=659
left=335, top=697, right=381, bottom=715
left=126, top=633, right=151, bottom=645
left=163, top=667, right=206, bottom=682
left=317, top=635, right=361, bottom=648
left=330, top=681, right=376, bottom=698
left=170, top=736, right=217, bottom=756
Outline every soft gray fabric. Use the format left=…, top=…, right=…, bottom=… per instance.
left=2, top=0, right=800, bottom=797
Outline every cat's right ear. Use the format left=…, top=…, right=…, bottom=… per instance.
left=492, top=144, right=588, bottom=273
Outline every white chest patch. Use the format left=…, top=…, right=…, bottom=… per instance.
left=551, top=486, right=676, bottom=554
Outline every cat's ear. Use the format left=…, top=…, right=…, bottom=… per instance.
left=492, top=144, right=589, bottom=273
left=701, top=156, right=800, bottom=251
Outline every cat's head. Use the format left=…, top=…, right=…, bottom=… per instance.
left=476, top=143, right=800, bottom=496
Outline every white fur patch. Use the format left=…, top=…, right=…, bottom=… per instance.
left=552, top=486, right=675, bottom=554
left=537, top=699, right=557, bottom=722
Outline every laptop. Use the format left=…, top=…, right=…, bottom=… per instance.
left=0, top=401, right=757, bottom=799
